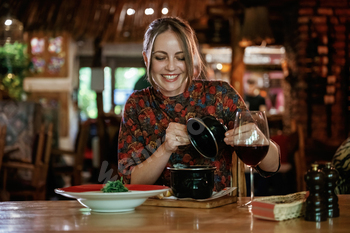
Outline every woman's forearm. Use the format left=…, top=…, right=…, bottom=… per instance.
left=130, top=144, right=172, bottom=184
left=258, top=140, right=280, bottom=172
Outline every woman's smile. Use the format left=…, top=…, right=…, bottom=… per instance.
left=162, top=74, right=180, bottom=81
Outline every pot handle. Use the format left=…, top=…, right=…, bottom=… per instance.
left=184, top=177, right=209, bottom=188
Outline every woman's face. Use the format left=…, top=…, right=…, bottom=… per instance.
left=148, top=30, right=187, bottom=97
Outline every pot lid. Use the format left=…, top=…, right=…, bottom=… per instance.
left=187, top=116, right=227, bottom=158
left=168, top=165, right=216, bottom=171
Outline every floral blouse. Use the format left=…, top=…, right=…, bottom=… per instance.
left=118, top=80, right=276, bottom=191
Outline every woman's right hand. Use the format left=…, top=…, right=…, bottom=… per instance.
left=164, top=122, right=190, bottom=153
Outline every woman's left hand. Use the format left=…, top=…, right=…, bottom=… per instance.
left=225, top=123, right=269, bottom=146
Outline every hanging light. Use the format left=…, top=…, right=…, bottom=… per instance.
left=162, top=2, right=169, bottom=15
left=0, top=14, right=23, bottom=45
left=145, top=8, right=154, bottom=15
left=239, top=6, right=274, bottom=47
left=0, top=2, right=23, bottom=45
left=162, top=7, right=169, bottom=15
left=127, top=8, right=135, bottom=16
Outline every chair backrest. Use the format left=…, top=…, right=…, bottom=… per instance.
left=74, top=121, right=90, bottom=172
left=31, top=123, right=53, bottom=188
left=96, top=113, right=121, bottom=166
left=0, top=101, right=42, bottom=164
left=0, top=124, right=7, bottom=173
left=34, top=124, right=46, bottom=166
left=291, top=119, right=307, bottom=192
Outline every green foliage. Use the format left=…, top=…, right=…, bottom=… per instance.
left=0, top=42, right=31, bottom=100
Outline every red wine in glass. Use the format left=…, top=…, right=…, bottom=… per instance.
left=234, top=145, right=269, bottom=167
left=233, top=110, right=270, bottom=208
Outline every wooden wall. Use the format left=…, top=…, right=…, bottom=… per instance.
left=283, top=0, right=350, bottom=164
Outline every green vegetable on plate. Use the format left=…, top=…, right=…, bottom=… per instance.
left=101, top=179, right=129, bottom=193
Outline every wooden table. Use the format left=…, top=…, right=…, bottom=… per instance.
left=0, top=195, right=349, bottom=232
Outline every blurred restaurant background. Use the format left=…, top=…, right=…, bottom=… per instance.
left=0, top=0, right=349, bottom=200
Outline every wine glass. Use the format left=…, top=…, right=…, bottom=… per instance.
left=233, top=110, right=270, bottom=207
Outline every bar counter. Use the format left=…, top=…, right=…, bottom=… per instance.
left=0, top=195, right=349, bottom=232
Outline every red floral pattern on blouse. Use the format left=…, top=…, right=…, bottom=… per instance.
left=118, top=80, right=247, bottom=191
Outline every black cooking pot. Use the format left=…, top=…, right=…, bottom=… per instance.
left=168, top=165, right=215, bottom=199
left=187, top=115, right=228, bottom=158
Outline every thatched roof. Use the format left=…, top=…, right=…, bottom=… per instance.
left=1, top=0, right=296, bottom=46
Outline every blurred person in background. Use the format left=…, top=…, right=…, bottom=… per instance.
left=244, top=78, right=266, bottom=112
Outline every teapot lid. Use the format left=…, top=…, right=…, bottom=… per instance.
left=187, top=116, right=227, bottom=158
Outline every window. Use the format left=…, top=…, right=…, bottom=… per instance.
left=78, top=67, right=112, bottom=120
left=28, top=32, right=68, bottom=77
left=78, top=67, right=146, bottom=119
left=114, top=67, right=146, bottom=114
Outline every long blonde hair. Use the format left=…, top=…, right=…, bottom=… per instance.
left=143, top=17, right=206, bottom=90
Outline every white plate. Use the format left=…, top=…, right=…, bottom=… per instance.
left=55, top=184, right=170, bottom=213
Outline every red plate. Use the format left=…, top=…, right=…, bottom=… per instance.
left=58, top=184, right=169, bottom=193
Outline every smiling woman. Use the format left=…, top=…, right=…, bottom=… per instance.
left=117, top=16, right=280, bottom=195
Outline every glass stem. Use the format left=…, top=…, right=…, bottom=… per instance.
left=250, top=166, right=254, bottom=201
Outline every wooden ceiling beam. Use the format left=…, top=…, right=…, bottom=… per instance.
left=74, top=0, right=95, bottom=40
left=65, top=0, right=83, bottom=34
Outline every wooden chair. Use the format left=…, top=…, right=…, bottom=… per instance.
left=51, top=121, right=90, bottom=186
left=0, top=124, right=6, bottom=172
left=2, top=123, right=53, bottom=200
left=91, top=113, right=121, bottom=183
left=291, top=119, right=307, bottom=192
left=0, top=125, right=8, bottom=201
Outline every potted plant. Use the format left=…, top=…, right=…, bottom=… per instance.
left=0, top=42, right=32, bottom=100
